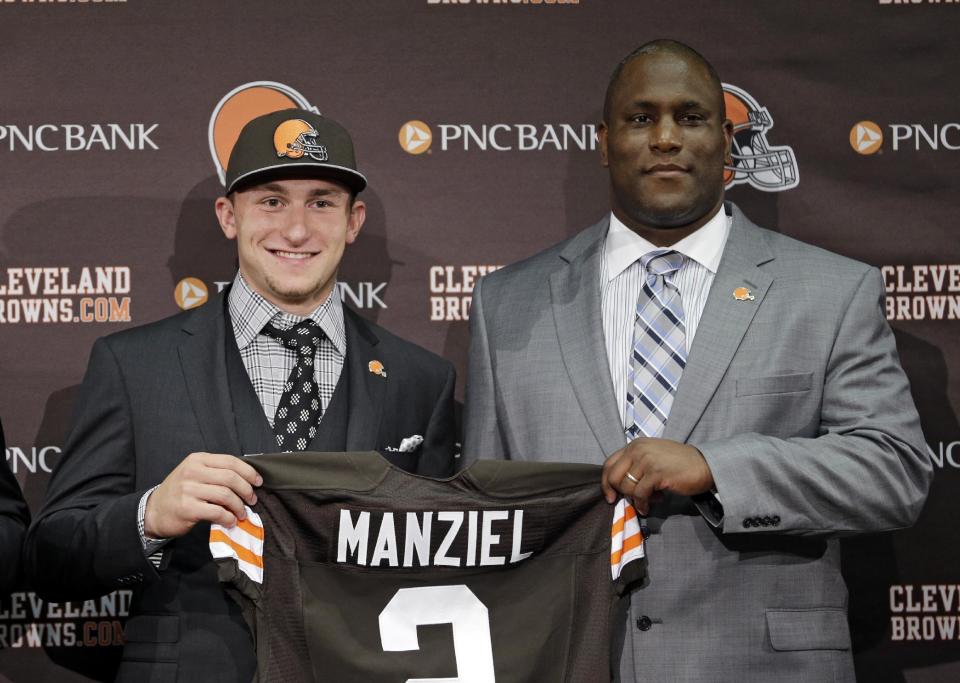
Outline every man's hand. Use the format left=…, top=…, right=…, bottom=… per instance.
left=144, top=452, right=262, bottom=539
left=601, top=438, right=714, bottom=514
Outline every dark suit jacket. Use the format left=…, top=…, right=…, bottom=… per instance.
left=0, top=419, right=30, bottom=594
left=25, top=291, right=456, bottom=683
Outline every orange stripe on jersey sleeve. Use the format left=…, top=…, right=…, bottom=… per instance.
left=210, top=529, right=264, bottom=568
left=610, top=499, right=638, bottom=537
left=610, top=499, right=645, bottom=579
left=622, top=532, right=643, bottom=553
left=237, top=517, right=265, bottom=540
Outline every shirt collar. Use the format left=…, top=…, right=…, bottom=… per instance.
left=228, top=272, right=347, bottom=356
left=604, top=206, right=731, bottom=281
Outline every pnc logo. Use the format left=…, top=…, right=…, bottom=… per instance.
left=850, top=121, right=884, bottom=155
left=399, top=120, right=433, bottom=155
left=209, top=81, right=319, bottom=185
left=175, top=278, right=209, bottom=310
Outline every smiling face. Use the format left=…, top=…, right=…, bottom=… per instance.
left=215, top=177, right=365, bottom=315
left=599, top=50, right=733, bottom=246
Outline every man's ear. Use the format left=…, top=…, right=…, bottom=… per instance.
left=215, top=196, right=238, bottom=240
left=722, top=118, right=734, bottom=166
left=345, top=199, right=366, bottom=245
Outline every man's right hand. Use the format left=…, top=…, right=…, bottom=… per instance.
left=143, top=452, right=262, bottom=539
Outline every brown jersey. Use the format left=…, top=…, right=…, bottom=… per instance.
left=210, top=451, right=645, bottom=683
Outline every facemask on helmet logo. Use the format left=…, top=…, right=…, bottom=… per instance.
left=273, top=119, right=329, bottom=161
left=723, top=84, right=799, bottom=192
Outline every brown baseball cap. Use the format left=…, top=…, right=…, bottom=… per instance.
left=224, top=108, right=367, bottom=194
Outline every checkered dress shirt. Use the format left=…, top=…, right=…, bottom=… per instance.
left=139, top=273, right=347, bottom=556
left=228, top=273, right=347, bottom=427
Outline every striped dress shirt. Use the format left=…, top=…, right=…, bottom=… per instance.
left=600, top=208, right=731, bottom=431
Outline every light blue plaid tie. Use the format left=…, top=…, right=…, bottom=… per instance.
left=625, top=250, right=687, bottom=440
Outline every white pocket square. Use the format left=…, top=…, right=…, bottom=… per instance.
left=384, top=435, right=424, bottom=453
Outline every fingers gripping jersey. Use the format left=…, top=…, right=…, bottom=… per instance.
left=210, top=452, right=645, bottom=682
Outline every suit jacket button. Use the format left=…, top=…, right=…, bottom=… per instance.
left=636, top=615, right=653, bottom=632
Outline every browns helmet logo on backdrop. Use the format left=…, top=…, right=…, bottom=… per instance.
left=722, top=84, right=799, bottom=192
left=208, top=80, right=319, bottom=186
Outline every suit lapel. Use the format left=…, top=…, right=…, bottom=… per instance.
left=178, top=292, right=243, bottom=456
left=663, top=204, right=776, bottom=443
left=550, top=218, right=627, bottom=458
left=343, top=308, right=387, bottom=451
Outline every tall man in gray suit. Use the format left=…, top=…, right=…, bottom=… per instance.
left=26, top=109, right=456, bottom=682
left=464, top=40, right=932, bottom=682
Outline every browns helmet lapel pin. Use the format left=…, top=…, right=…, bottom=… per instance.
left=368, top=360, right=387, bottom=378
left=733, top=287, right=755, bottom=301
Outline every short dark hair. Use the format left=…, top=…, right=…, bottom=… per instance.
left=602, top=39, right=725, bottom=123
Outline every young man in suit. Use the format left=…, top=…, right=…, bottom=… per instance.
left=26, top=109, right=456, bottom=682
left=464, top=40, right=932, bottom=682
left=0, top=419, right=30, bottom=595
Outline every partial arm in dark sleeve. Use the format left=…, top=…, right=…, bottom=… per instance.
left=415, top=360, right=457, bottom=478
left=0, top=419, right=30, bottom=594
left=24, top=338, right=159, bottom=601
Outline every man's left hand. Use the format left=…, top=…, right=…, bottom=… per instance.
left=601, top=438, right=714, bottom=514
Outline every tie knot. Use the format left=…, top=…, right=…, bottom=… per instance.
left=641, top=249, right=684, bottom=277
left=262, top=319, right=323, bottom=355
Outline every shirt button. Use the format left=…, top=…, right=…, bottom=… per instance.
left=636, top=615, right=653, bottom=631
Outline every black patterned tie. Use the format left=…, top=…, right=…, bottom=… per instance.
left=262, top=319, right=323, bottom=452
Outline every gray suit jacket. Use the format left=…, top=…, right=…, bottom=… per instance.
left=25, top=289, right=456, bottom=683
left=464, top=202, right=932, bottom=682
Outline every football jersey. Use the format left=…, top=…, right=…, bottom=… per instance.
left=209, top=451, right=645, bottom=683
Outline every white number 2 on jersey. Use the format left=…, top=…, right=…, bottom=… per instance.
left=379, top=585, right=496, bottom=683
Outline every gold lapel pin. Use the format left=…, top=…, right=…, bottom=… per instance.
left=733, top=287, right=755, bottom=301
left=368, top=360, right=387, bottom=378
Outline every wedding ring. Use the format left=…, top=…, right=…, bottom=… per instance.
left=625, top=472, right=640, bottom=485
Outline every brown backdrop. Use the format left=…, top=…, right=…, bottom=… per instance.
left=1, top=1, right=958, bottom=681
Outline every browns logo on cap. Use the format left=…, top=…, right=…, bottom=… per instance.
left=224, top=108, right=367, bottom=195
left=274, top=119, right=329, bottom=161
